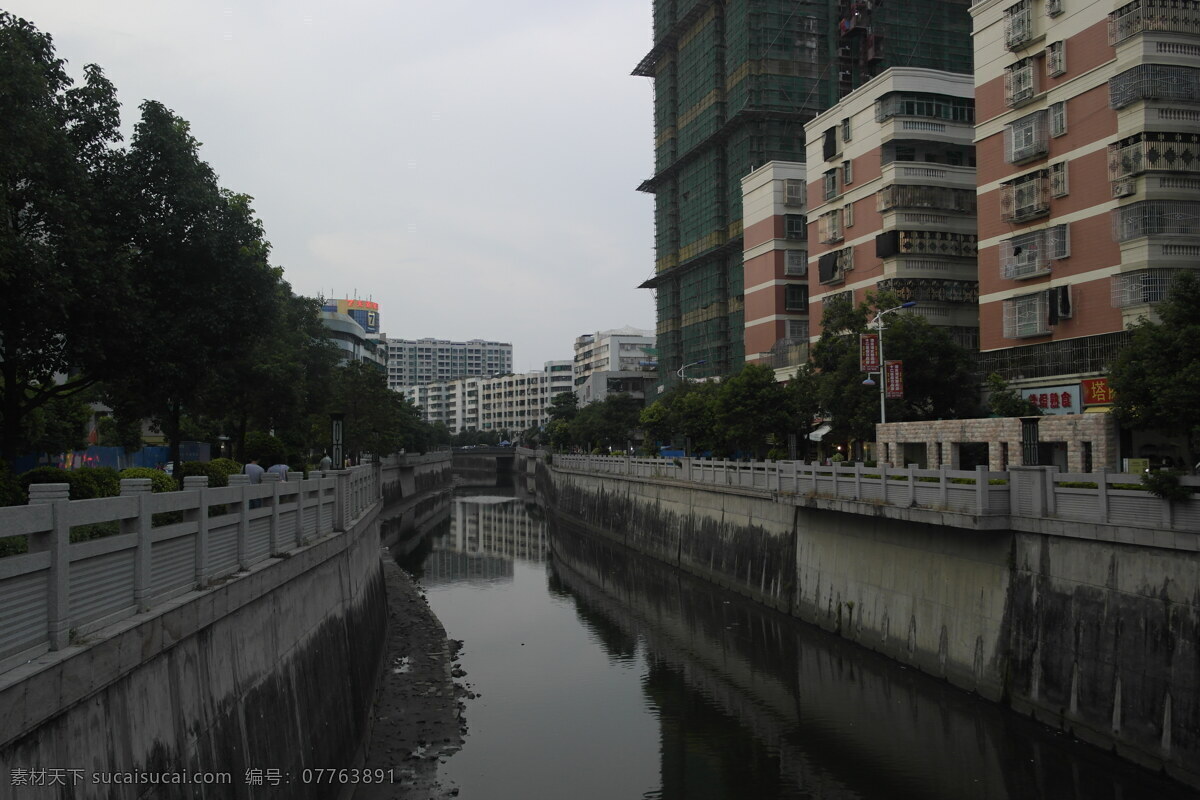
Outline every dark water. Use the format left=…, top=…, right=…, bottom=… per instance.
left=396, top=488, right=1199, bottom=800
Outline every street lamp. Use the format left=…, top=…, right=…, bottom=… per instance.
left=861, top=301, right=917, bottom=424
left=677, top=359, right=707, bottom=380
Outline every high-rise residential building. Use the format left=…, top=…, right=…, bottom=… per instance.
left=573, top=326, right=656, bottom=405
left=636, top=0, right=974, bottom=383
left=400, top=361, right=574, bottom=435
left=385, top=338, right=513, bottom=391
left=803, top=69, right=979, bottom=349
left=971, top=0, right=1198, bottom=405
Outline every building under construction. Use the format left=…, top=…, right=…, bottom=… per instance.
left=636, top=0, right=974, bottom=382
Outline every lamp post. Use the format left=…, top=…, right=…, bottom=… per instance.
left=677, top=359, right=707, bottom=381
left=861, top=301, right=917, bottom=425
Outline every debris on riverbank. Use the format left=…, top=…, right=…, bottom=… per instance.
left=358, top=556, right=468, bottom=800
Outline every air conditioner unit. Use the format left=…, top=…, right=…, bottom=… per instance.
left=1112, top=178, right=1136, bottom=198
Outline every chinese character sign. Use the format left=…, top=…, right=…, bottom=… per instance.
left=1081, top=378, right=1115, bottom=406
left=860, top=334, right=880, bottom=372
left=884, top=360, right=904, bottom=399
left=1021, top=384, right=1080, bottom=415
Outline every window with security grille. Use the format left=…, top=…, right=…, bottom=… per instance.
left=1001, top=171, right=1051, bottom=222
left=786, top=214, right=808, bottom=240
left=784, top=178, right=805, bottom=206
left=1047, top=224, right=1070, bottom=258
left=823, top=170, right=839, bottom=200
left=1005, top=111, right=1049, bottom=163
left=844, top=203, right=855, bottom=228
left=1003, top=292, right=1051, bottom=338
left=1047, top=41, right=1066, bottom=77
left=1050, top=102, right=1066, bottom=136
left=785, top=283, right=809, bottom=311
left=1111, top=268, right=1181, bottom=307
left=1005, top=0, right=1033, bottom=49
left=818, top=209, right=844, bottom=243
left=1000, top=231, right=1050, bottom=279
left=1006, top=59, right=1037, bottom=107
left=785, top=249, right=807, bottom=276
left=1051, top=162, right=1069, bottom=196
left=843, top=160, right=853, bottom=185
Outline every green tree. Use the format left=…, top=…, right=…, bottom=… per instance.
left=812, top=293, right=980, bottom=443
left=0, top=14, right=126, bottom=461
left=327, top=361, right=430, bottom=459
left=102, top=101, right=283, bottom=473
left=1108, top=271, right=1200, bottom=466
left=570, top=394, right=643, bottom=452
left=985, top=373, right=1041, bottom=417
left=639, top=380, right=719, bottom=455
left=712, top=364, right=790, bottom=459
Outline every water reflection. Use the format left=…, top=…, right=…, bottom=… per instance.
left=549, top=518, right=1199, bottom=800
left=397, top=493, right=1200, bottom=800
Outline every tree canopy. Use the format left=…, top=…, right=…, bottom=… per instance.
left=1108, top=271, right=1200, bottom=464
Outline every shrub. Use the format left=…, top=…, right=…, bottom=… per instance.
left=1141, top=470, right=1192, bottom=502
left=69, top=467, right=121, bottom=499
left=119, top=467, right=178, bottom=493
left=177, top=460, right=241, bottom=488
left=0, top=461, right=26, bottom=507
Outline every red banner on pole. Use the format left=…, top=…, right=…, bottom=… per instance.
left=859, top=333, right=880, bottom=372
left=884, top=360, right=904, bottom=399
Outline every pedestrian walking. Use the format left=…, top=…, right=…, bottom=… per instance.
left=244, top=457, right=264, bottom=484
left=319, top=453, right=332, bottom=472
left=267, top=459, right=290, bottom=481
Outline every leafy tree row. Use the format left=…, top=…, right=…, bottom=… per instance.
left=542, top=392, right=645, bottom=453
left=0, top=14, right=434, bottom=469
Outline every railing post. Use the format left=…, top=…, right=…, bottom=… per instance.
left=880, top=462, right=889, bottom=505
left=183, top=476, right=211, bottom=588
left=939, top=465, right=949, bottom=508
left=1096, top=467, right=1109, bottom=524
left=976, top=465, right=990, bottom=515
left=229, top=473, right=252, bottom=569
left=120, top=478, right=153, bottom=612
left=1043, top=467, right=1057, bottom=517
left=263, top=473, right=281, bottom=555
left=907, top=464, right=917, bottom=507
left=335, top=469, right=351, bottom=532
left=29, top=484, right=71, bottom=650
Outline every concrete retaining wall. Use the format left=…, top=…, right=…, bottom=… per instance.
left=0, top=505, right=386, bottom=800
left=538, top=459, right=1200, bottom=788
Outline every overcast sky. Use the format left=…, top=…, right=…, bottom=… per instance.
left=13, top=1, right=656, bottom=372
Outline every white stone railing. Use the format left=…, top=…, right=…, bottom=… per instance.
left=551, top=455, right=1200, bottom=534
left=0, top=465, right=380, bottom=673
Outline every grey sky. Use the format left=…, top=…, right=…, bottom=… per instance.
left=14, top=1, right=656, bottom=372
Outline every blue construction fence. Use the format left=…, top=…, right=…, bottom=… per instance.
left=10, top=441, right=212, bottom=475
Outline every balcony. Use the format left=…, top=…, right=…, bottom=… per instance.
left=1112, top=199, right=1200, bottom=240
left=1110, top=64, right=1200, bottom=110
left=1109, top=0, right=1200, bottom=45
left=879, top=162, right=976, bottom=191
left=1000, top=173, right=1051, bottom=223
left=1107, top=132, right=1200, bottom=196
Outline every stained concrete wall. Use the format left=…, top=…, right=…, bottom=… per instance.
left=538, top=460, right=1200, bottom=789
left=0, top=504, right=386, bottom=800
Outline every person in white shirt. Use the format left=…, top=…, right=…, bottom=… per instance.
left=267, top=461, right=290, bottom=481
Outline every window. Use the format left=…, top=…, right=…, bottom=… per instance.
left=785, top=249, right=807, bottom=276
left=785, top=214, right=808, bottom=240
left=1047, top=0, right=1063, bottom=16
left=823, top=170, right=839, bottom=200
left=841, top=117, right=852, bottom=142
left=1048, top=223, right=1070, bottom=258
left=1003, top=292, right=1051, bottom=338
left=784, top=178, right=805, bottom=206
left=818, top=209, right=844, bottom=243
left=843, top=159, right=853, bottom=185
left=843, top=202, right=855, bottom=228
left=1050, top=162, right=1069, bottom=197
left=1005, top=58, right=1037, bottom=107
left=1001, top=171, right=1051, bottom=222
left=785, top=283, right=809, bottom=311
left=1005, top=110, right=1049, bottom=163
left=1047, top=41, right=1066, bottom=77
left=823, top=127, right=839, bottom=161
left=1111, top=268, right=1181, bottom=307
left=1000, top=230, right=1050, bottom=279
left=786, top=319, right=807, bottom=339
left=1050, top=101, right=1066, bottom=136
left=1004, top=0, right=1033, bottom=49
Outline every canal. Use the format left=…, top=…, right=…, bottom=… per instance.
left=396, top=486, right=1199, bottom=800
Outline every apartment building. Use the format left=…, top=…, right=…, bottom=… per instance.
left=742, top=162, right=810, bottom=371
left=637, top=0, right=973, bottom=382
left=971, top=0, right=1199, bottom=398
left=573, top=327, right=656, bottom=404
left=400, top=361, right=574, bottom=435
left=803, top=69, right=980, bottom=348
left=385, top=338, right=513, bottom=391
